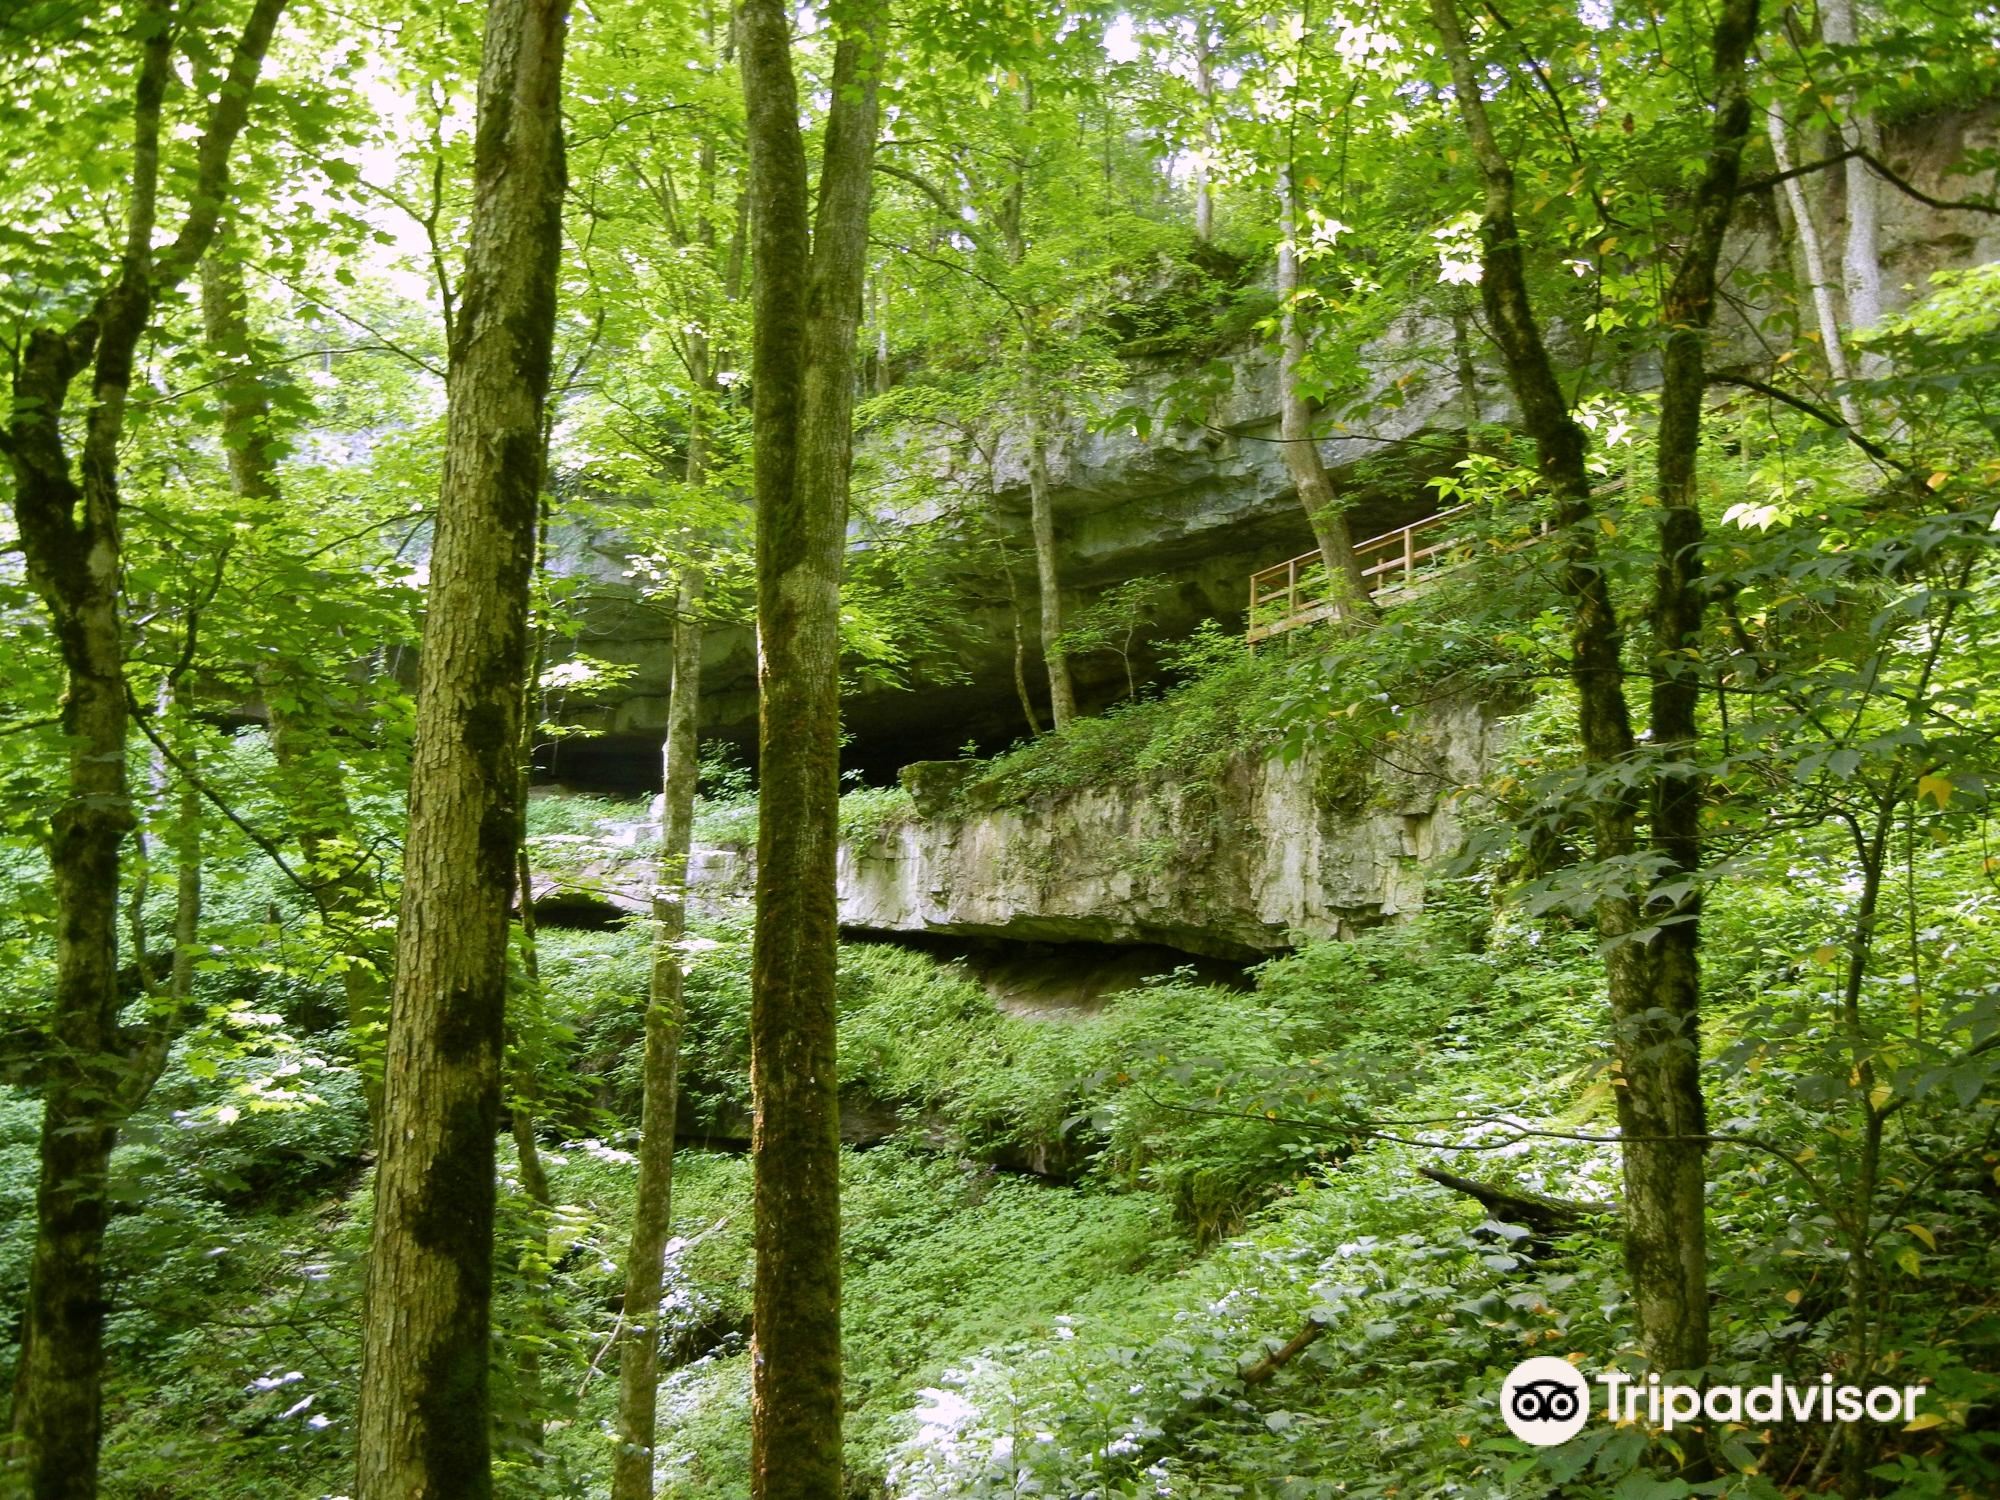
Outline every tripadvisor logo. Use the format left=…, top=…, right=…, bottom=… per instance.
left=1500, top=1356, right=1928, bottom=1448
left=1500, top=1357, right=1593, bottom=1445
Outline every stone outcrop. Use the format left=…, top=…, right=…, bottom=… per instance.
left=523, top=803, right=749, bottom=921
left=529, top=695, right=1504, bottom=959
left=836, top=698, right=1504, bottom=959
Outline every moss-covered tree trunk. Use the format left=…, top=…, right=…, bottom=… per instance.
left=738, top=0, right=881, bottom=1492
left=2, top=5, right=284, bottom=1491
left=1429, top=0, right=1760, bottom=1381
left=353, top=0, right=569, bottom=1492
left=1276, top=164, right=1370, bottom=618
left=1638, top=0, right=1758, bottom=1380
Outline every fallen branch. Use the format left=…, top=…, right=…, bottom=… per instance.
left=1240, top=1317, right=1327, bottom=1385
left=1417, top=1165, right=1611, bottom=1237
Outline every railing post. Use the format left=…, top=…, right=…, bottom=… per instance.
left=1404, top=523, right=1415, bottom=586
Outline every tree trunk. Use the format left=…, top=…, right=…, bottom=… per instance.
left=1763, top=100, right=1859, bottom=426
left=200, top=243, right=389, bottom=1131
left=1276, top=165, right=1370, bottom=618
left=611, top=564, right=704, bottom=1500
left=1451, top=290, right=1481, bottom=439
left=3, top=5, right=284, bottom=1491
left=1430, top=0, right=1760, bottom=1381
left=1025, top=401, right=1076, bottom=729
left=738, top=1, right=881, bottom=1492
left=1637, top=0, right=1758, bottom=1381
left=611, top=265, right=716, bottom=1492
left=1193, top=45, right=1215, bottom=243
left=354, top=0, right=569, bottom=1493
left=1821, top=0, right=1886, bottom=376
left=508, top=441, right=559, bottom=1219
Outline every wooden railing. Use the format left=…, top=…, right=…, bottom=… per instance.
left=1247, top=503, right=1476, bottom=642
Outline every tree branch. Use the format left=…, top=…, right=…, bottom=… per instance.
left=1745, top=146, right=2000, bottom=218
left=154, top=0, right=291, bottom=287
left=1708, top=371, right=1907, bottom=468
left=124, top=687, right=314, bottom=899
left=1416, top=1165, right=1611, bottom=1235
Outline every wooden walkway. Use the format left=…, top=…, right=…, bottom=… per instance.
left=1246, top=503, right=1475, bottom=642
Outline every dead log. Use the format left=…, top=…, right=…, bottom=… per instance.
left=1418, top=1165, right=1611, bottom=1237
left=1239, top=1317, right=1327, bottom=1385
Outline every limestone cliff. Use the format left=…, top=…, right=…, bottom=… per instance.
left=836, top=698, right=1504, bottom=959
left=525, top=696, right=1504, bottom=959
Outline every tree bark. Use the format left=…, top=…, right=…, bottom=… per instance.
left=1238, top=1317, right=1326, bottom=1385
left=1820, top=0, right=1886, bottom=375
left=738, top=1, right=881, bottom=1492
left=1009, top=584, right=1043, bottom=737
left=1192, top=39, right=1216, bottom=243
left=1416, top=1166, right=1608, bottom=1238
left=610, top=564, right=703, bottom=1500
left=3, top=4, right=285, bottom=1492
left=1276, top=164, right=1370, bottom=617
left=611, top=239, right=716, bottom=1490
left=1451, top=291, right=1482, bottom=439
left=354, top=0, right=569, bottom=1493
left=1429, top=0, right=1760, bottom=1380
left=1640, top=0, right=1759, bottom=1380
left=1024, top=400, right=1076, bottom=729
left=997, top=102, right=1076, bottom=732
left=1763, top=100, right=1859, bottom=426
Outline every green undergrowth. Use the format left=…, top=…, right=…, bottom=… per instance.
left=942, top=621, right=1309, bottom=810
left=526, top=791, right=652, bottom=838
left=839, top=783, right=916, bottom=843
left=6, top=814, right=1991, bottom=1497
left=524, top=785, right=764, bottom=851
left=535, top=890, right=1596, bottom=1246
left=535, top=1142, right=1172, bottom=1496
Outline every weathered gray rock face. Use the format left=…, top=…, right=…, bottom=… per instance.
left=522, top=801, right=750, bottom=921
left=836, top=698, right=1504, bottom=959
left=531, top=697, right=1505, bottom=956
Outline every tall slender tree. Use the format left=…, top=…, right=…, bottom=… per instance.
left=1, top=3, right=287, bottom=1492
left=353, top=0, right=570, bottom=1491
left=613, top=184, right=728, bottom=1500
left=1276, top=160, right=1371, bottom=616
left=1427, top=0, right=1762, bottom=1380
left=610, top=560, right=703, bottom=1500
left=737, top=0, right=883, bottom=1490
left=1763, top=99, right=1860, bottom=427
left=1820, top=0, right=1887, bottom=377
